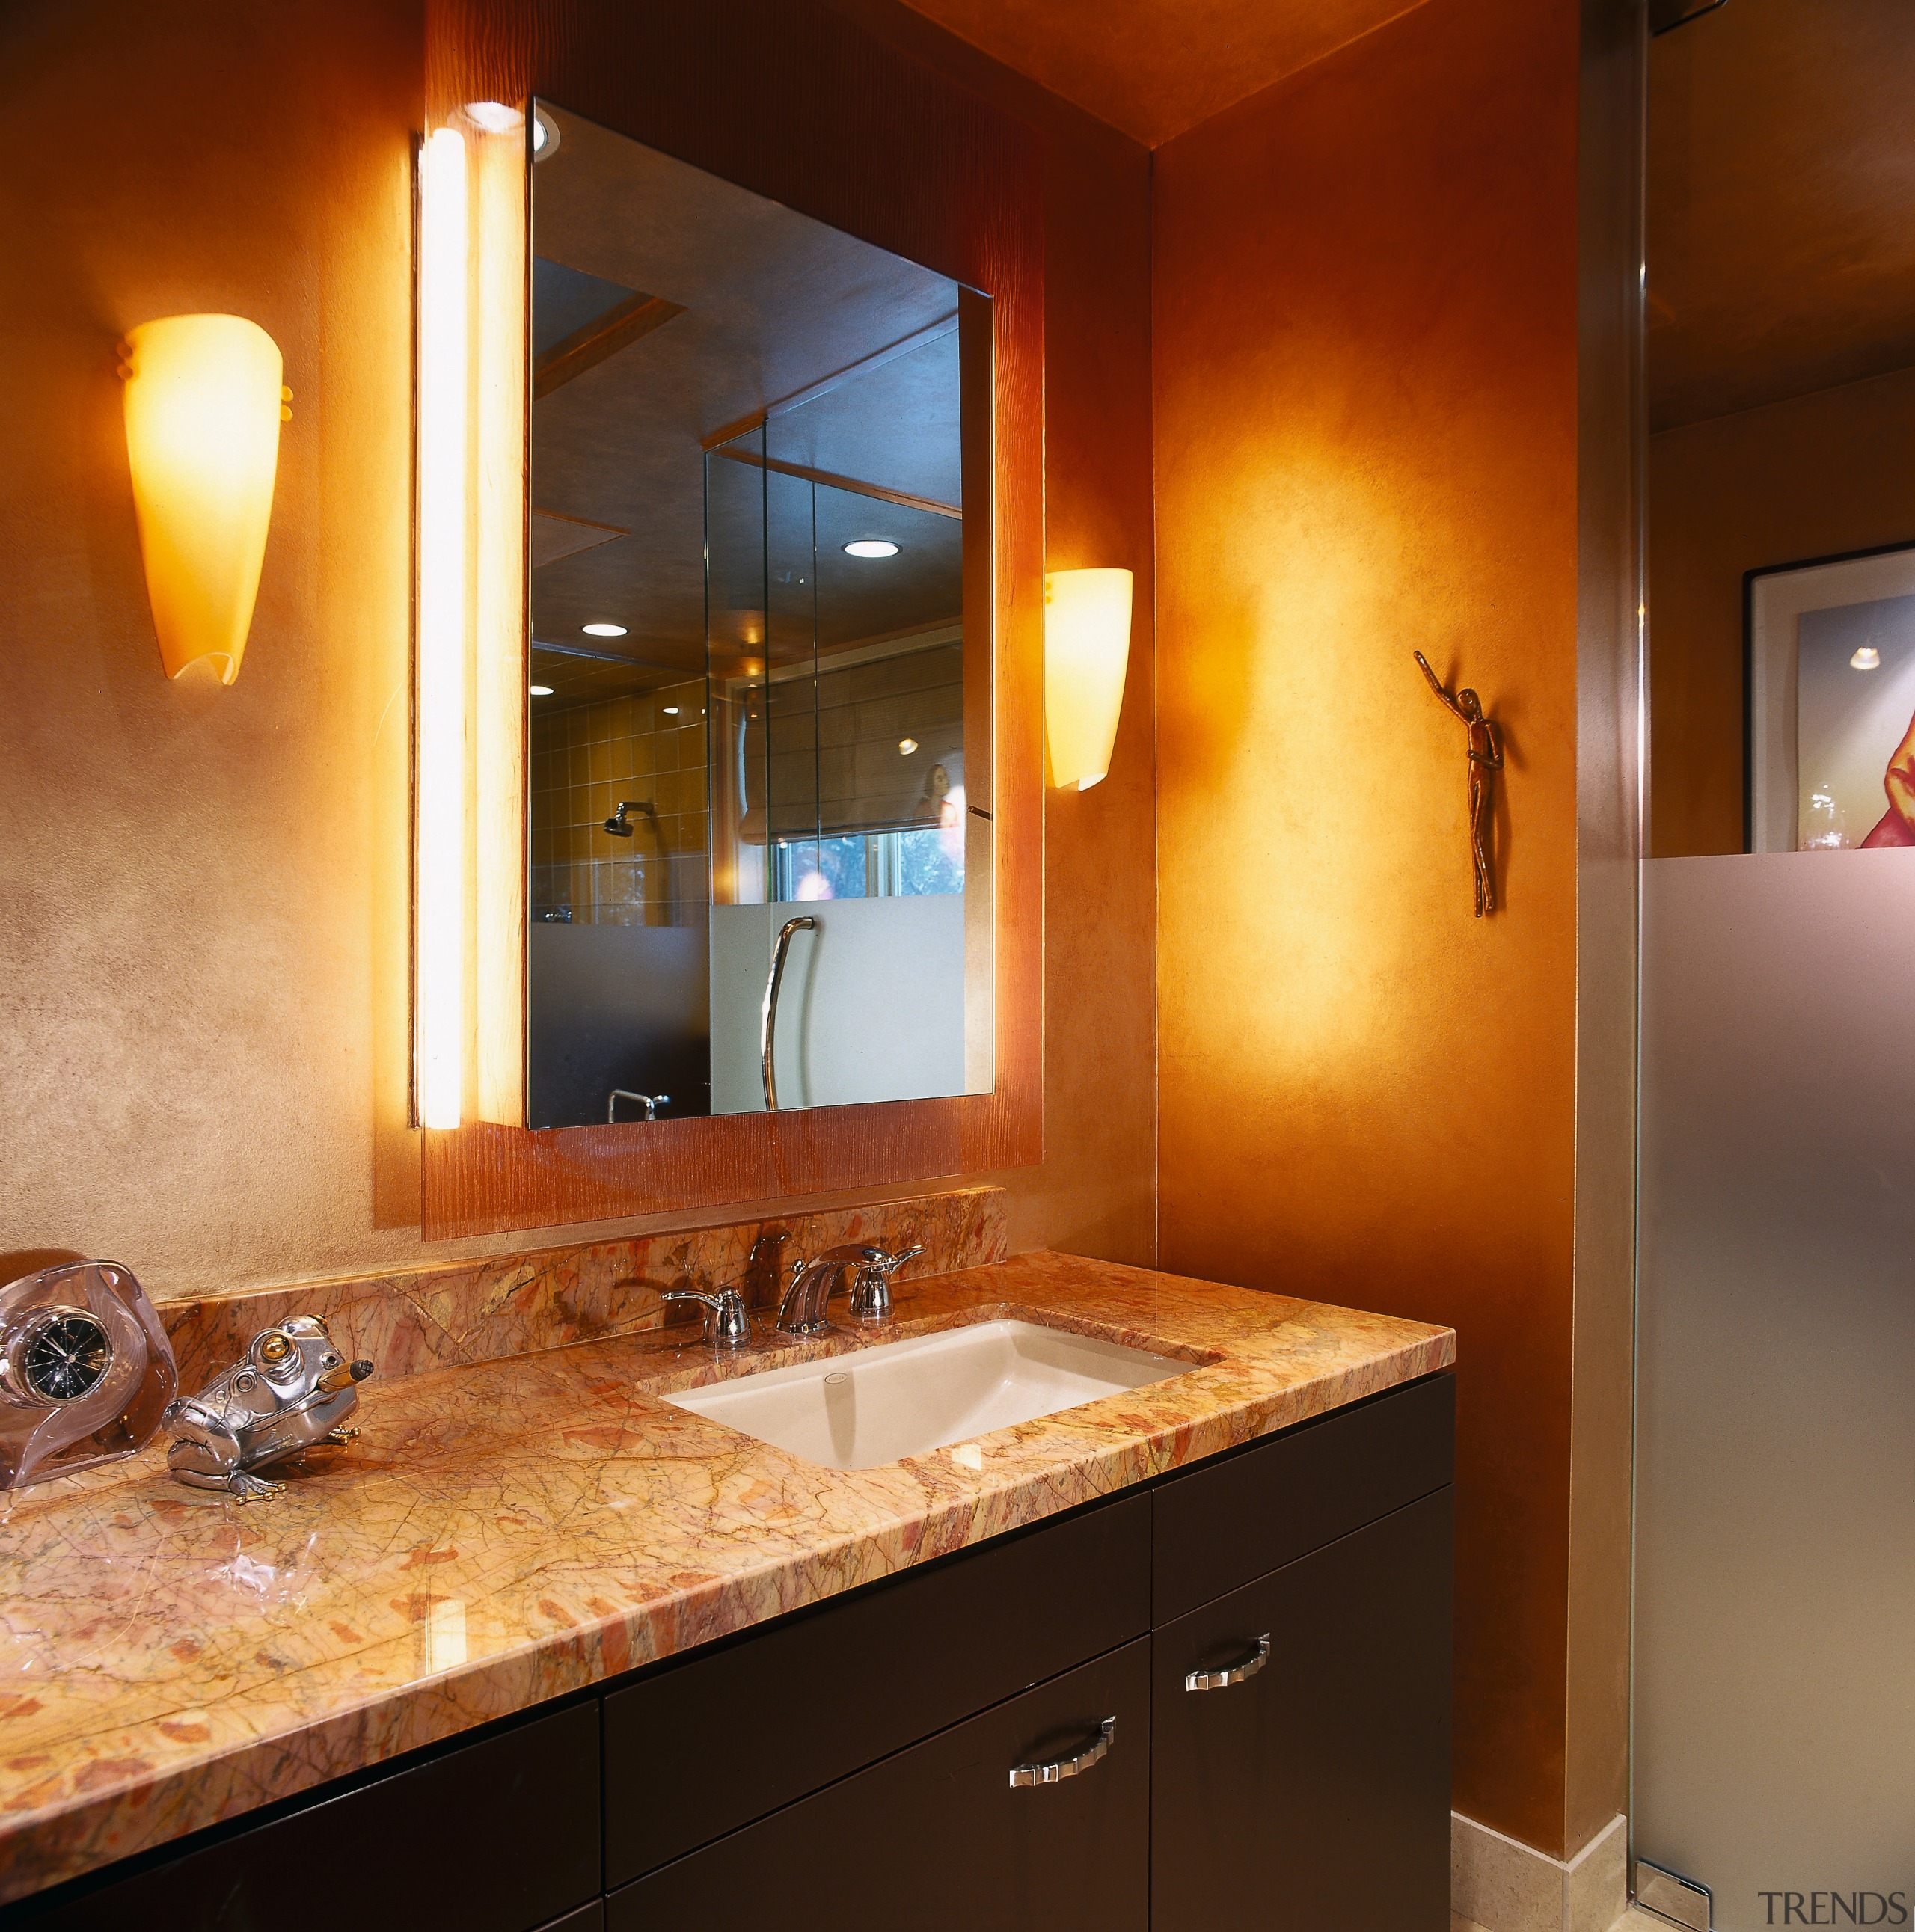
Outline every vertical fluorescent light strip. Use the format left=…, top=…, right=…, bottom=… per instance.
left=417, top=126, right=469, bottom=1129
left=471, top=115, right=528, bottom=1125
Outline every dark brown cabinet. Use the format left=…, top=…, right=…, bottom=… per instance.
left=1150, top=1491, right=1454, bottom=1931
left=539, top=1910, right=606, bottom=1932
left=1152, top=1370, right=1456, bottom=1622
left=8, top=1375, right=1453, bottom=1932
left=609, top=1640, right=1152, bottom=1932
left=7, top=1700, right=602, bottom=1932
left=602, top=1492, right=1150, bottom=1886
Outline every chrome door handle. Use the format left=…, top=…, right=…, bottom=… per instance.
left=1008, top=1717, right=1115, bottom=1788
left=761, top=915, right=815, bottom=1111
left=1184, top=1634, right=1271, bottom=1692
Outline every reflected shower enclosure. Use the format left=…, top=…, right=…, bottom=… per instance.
left=525, top=104, right=993, bottom=1130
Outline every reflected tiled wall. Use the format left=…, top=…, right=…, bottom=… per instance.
left=530, top=675, right=708, bottom=925
left=760, top=640, right=964, bottom=835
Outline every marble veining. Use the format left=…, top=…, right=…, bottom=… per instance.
left=0, top=1250, right=1453, bottom=1904
left=155, top=1187, right=1005, bottom=1393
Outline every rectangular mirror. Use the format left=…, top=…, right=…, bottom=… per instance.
left=525, top=103, right=993, bottom=1130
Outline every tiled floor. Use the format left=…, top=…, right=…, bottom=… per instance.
left=1451, top=1913, right=1668, bottom=1932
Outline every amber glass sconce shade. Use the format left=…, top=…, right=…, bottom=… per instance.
left=120, top=315, right=287, bottom=684
left=1044, top=568, right=1133, bottom=791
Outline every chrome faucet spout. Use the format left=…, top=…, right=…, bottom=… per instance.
left=776, top=1242, right=922, bottom=1334
left=776, top=1256, right=836, bottom=1336
left=777, top=1245, right=861, bottom=1335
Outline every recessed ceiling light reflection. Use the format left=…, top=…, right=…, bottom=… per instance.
left=530, top=683, right=554, bottom=696
left=583, top=622, right=628, bottom=637
left=464, top=101, right=523, bottom=135
left=898, top=737, right=919, bottom=755
left=1852, top=646, right=1881, bottom=670
left=843, top=539, right=899, bottom=559
left=662, top=705, right=680, bottom=716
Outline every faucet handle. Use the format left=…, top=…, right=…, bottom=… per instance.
left=660, top=1287, right=752, bottom=1349
left=847, top=1244, right=924, bottom=1321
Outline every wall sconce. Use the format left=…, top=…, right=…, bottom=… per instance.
left=1044, top=568, right=1133, bottom=791
left=414, top=107, right=528, bottom=1132
left=119, top=315, right=288, bottom=684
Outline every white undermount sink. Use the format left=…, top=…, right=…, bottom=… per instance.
left=664, top=1319, right=1189, bottom=1471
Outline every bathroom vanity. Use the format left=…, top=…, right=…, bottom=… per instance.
left=0, top=1253, right=1453, bottom=1930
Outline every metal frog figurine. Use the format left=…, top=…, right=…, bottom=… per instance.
left=162, top=1316, right=374, bottom=1502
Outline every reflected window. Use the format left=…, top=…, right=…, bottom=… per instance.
left=774, top=824, right=966, bottom=901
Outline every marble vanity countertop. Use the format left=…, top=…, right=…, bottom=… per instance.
left=0, top=1251, right=1453, bottom=1904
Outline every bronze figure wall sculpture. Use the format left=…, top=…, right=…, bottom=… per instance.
left=1415, top=651, right=1504, bottom=917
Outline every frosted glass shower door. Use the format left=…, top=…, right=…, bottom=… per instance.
left=1635, top=850, right=1915, bottom=1929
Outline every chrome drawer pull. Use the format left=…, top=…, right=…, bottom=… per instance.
left=1008, top=1717, right=1116, bottom=1788
left=1185, top=1633, right=1271, bottom=1693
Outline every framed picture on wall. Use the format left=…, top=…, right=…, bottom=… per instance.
left=1746, top=540, right=1915, bottom=851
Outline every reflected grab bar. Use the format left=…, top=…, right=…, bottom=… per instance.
left=762, top=915, right=815, bottom=1111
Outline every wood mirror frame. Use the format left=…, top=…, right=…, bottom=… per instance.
left=420, top=0, right=1043, bottom=1238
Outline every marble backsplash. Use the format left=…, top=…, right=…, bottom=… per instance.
left=154, top=1188, right=1006, bottom=1393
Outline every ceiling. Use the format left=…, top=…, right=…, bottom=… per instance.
left=898, top=0, right=1425, bottom=148
left=529, top=643, right=701, bottom=707
left=1648, top=0, right=1915, bottom=432
left=531, top=105, right=965, bottom=680
left=895, top=0, right=1915, bottom=426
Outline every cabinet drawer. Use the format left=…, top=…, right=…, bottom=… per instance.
left=609, top=1636, right=1151, bottom=1932
left=1153, top=1371, right=1453, bottom=1622
left=1152, top=1491, right=1453, bottom=1931
left=16, top=1701, right=601, bottom=1932
left=604, top=1491, right=1148, bottom=1887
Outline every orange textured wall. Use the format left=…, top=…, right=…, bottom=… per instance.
left=0, top=0, right=423, bottom=1296
left=836, top=0, right=1160, bottom=1266
left=0, top=0, right=1156, bottom=1292
left=1153, top=0, right=1588, bottom=1855
left=1649, top=364, right=1915, bottom=857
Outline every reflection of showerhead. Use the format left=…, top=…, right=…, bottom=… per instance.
left=604, top=799, right=658, bottom=838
